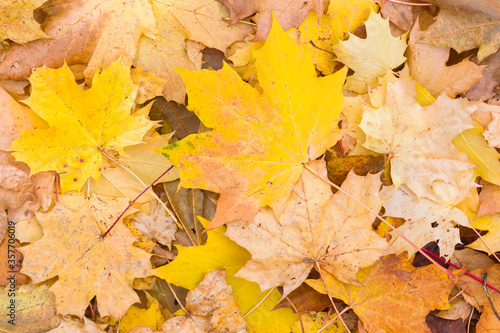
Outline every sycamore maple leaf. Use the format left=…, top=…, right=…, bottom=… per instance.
left=225, top=160, right=388, bottom=297
left=9, top=59, right=156, bottom=192
left=421, top=0, right=500, bottom=61
left=0, top=0, right=47, bottom=44
left=333, top=10, right=407, bottom=93
left=159, top=17, right=347, bottom=228
left=19, top=195, right=152, bottom=319
left=359, top=69, right=477, bottom=202
left=307, top=254, right=461, bottom=333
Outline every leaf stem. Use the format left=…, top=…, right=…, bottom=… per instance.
left=242, top=287, right=275, bottom=318
left=385, top=0, right=434, bottom=6
left=285, top=296, right=304, bottom=333
left=317, top=306, right=351, bottom=333
left=421, top=248, right=500, bottom=294
left=54, top=172, right=60, bottom=203
left=316, top=263, right=351, bottom=333
left=101, top=151, right=196, bottom=245
left=101, top=166, right=174, bottom=238
left=468, top=225, right=500, bottom=263
left=303, top=163, right=455, bottom=278
left=309, top=41, right=336, bottom=55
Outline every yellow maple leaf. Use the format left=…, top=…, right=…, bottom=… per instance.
left=298, top=0, right=377, bottom=75
left=19, top=195, right=152, bottom=319
left=225, top=160, right=388, bottom=296
left=333, top=10, right=407, bottom=93
left=9, top=59, right=156, bottom=192
left=159, top=17, right=347, bottom=228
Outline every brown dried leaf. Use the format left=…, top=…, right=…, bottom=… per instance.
left=221, top=0, right=327, bottom=40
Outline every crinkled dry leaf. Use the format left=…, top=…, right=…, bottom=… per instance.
left=407, top=18, right=483, bottom=98
left=466, top=50, right=500, bottom=102
left=160, top=270, right=246, bottom=333
left=375, top=0, right=426, bottom=33
left=0, top=0, right=157, bottom=82
left=0, top=152, right=53, bottom=222
left=225, top=160, right=388, bottom=297
left=131, top=200, right=177, bottom=248
left=459, top=264, right=500, bottom=331
left=221, top=0, right=327, bottom=41
left=158, top=18, right=346, bottom=228
left=421, top=0, right=500, bottom=61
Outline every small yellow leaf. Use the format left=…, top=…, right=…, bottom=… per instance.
left=333, top=10, right=407, bottom=93
left=453, top=126, right=500, bottom=186
left=119, top=297, right=165, bottom=333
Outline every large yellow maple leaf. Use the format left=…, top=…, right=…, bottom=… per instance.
left=9, top=59, right=155, bottom=192
left=19, top=195, right=152, bottom=319
left=225, top=160, right=388, bottom=297
left=159, top=18, right=347, bottom=228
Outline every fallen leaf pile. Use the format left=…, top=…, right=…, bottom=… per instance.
left=1, top=0, right=500, bottom=332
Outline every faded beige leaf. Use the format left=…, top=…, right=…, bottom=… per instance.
left=360, top=69, right=477, bottom=201
left=333, top=10, right=407, bottom=93
left=225, top=160, right=388, bottom=297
